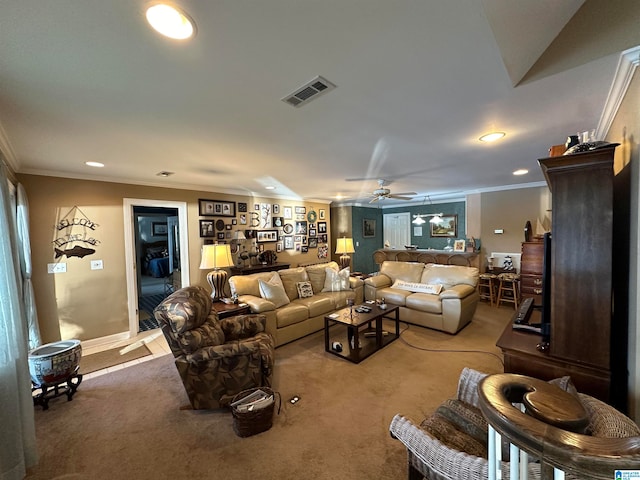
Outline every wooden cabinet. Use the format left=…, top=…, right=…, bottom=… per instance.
left=519, top=241, right=544, bottom=306
left=229, top=262, right=290, bottom=275
left=498, top=145, right=629, bottom=411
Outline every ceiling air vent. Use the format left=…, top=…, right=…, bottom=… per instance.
left=282, top=75, right=337, bottom=108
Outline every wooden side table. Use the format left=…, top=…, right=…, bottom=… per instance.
left=212, top=301, right=251, bottom=319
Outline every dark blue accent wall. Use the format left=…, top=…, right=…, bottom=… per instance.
left=351, top=206, right=383, bottom=274
left=384, top=201, right=466, bottom=250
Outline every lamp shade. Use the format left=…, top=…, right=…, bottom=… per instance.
left=234, top=230, right=247, bottom=241
left=199, top=243, right=233, bottom=270
left=335, top=237, right=355, bottom=254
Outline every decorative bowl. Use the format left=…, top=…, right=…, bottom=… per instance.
left=404, top=245, right=418, bottom=250
left=28, top=339, right=82, bottom=386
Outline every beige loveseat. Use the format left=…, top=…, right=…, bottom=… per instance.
left=229, top=261, right=364, bottom=347
left=364, top=261, right=479, bottom=334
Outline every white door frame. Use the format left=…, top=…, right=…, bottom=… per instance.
left=123, top=198, right=190, bottom=337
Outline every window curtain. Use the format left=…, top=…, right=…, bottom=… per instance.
left=17, top=183, right=41, bottom=349
left=0, top=164, right=38, bottom=479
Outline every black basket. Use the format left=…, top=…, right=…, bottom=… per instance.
left=230, top=387, right=281, bottom=437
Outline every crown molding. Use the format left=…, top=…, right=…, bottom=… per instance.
left=596, top=45, right=640, bottom=139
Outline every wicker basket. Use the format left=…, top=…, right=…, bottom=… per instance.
left=231, top=387, right=280, bottom=437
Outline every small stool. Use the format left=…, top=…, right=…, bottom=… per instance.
left=496, top=273, right=519, bottom=309
left=478, top=273, right=497, bottom=306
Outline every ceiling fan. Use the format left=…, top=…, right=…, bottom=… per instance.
left=367, top=179, right=417, bottom=203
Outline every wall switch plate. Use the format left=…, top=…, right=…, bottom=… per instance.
left=91, top=260, right=104, bottom=270
left=494, top=229, right=504, bottom=234
left=48, top=263, right=67, bottom=273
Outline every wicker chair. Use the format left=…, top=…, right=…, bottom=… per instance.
left=154, top=285, right=275, bottom=410
left=389, top=368, right=640, bottom=480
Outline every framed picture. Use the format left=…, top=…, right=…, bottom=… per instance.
left=199, top=220, right=215, bottom=237
left=152, top=222, right=168, bottom=236
left=308, top=237, right=318, bottom=248
left=301, top=246, right=309, bottom=253
left=273, top=204, right=280, bottom=214
left=217, top=232, right=225, bottom=240
left=430, top=214, right=458, bottom=237
left=272, top=216, right=284, bottom=228
left=295, top=221, right=307, bottom=235
left=257, top=230, right=278, bottom=243
left=283, top=206, right=293, bottom=220
left=319, top=209, right=326, bottom=220
left=260, top=203, right=272, bottom=229
left=319, top=233, right=327, bottom=243
left=295, top=206, right=306, bottom=214
left=309, top=228, right=316, bottom=236
left=276, top=242, right=283, bottom=253
left=238, top=202, right=247, bottom=212
left=363, top=219, right=376, bottom=238
left=198, top=198, right=236, bottom=217
left=240, top=214, right=247, bottom=225
left=284, top=236, right=294, bottom=250
left=317, top=222, right=327, bottom=234
left=453, top=239, right=466, bottom=252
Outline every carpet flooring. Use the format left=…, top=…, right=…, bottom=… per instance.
left=26, top=303, right=514, bottom=480
left=138, top=294, right=166, bottom=331
left=79, top=344, right=153, bottom=374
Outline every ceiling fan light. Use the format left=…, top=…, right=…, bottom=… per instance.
left=479, top=131, right=505, bottom=142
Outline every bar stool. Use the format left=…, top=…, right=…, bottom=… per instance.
left=478, top=273, right=497, bottom=306
left=496, top=272, right=519, bottom=309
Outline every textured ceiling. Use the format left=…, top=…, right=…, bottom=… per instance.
left=0, top=0, right=637, bottom=206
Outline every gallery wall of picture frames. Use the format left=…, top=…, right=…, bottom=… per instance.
left=197, top=200, right=329, bottom=257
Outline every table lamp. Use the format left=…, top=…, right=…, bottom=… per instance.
left=199, top=243, right=233, bottom=300
left=335, top=237, right=355, bottom=270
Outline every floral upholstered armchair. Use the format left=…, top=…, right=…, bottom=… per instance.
left=154, top=285, right=275, bottom=410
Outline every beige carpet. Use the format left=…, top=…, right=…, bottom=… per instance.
left=27, top=303, right=513, bottom=480
left=79, top=344, right=152, bottom=374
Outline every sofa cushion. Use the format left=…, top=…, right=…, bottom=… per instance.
left=375, top=287, right=412, bottom=306
left=292, top=296, right=335, bottom=317
left=316, top=291, right=358, bottom=309
left=296, top=281, right=314, bottom=298
left=230, top=271, right=279, bottom=297
left=258, top=279, right=290, bottom=308
left=380, top=261, right=425, bottom=284
left=276, top=304, right=310, bottom=328
left=405, top=293, right=442, bottom=314
left=420, top=264, right=479, bottom=290
left=278, top=267, right=309, bottom=300
left=305, top=261, right=340, bottom=293
left=322, top=266, right=350, bottom=292
left=392, top=279, right=442, bottom=294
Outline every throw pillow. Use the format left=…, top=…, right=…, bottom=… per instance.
left=391, top=279, right=442, bottom=294
left=258, top=279, right=290, bottom=308
left=296, top=281, right=314, bottom=298
left=322, top=267, right=350, bottom=292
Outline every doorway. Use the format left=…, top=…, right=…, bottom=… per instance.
left=124, top=199, right=190, bottom=337
left=383, top=212, right=411, bottom=249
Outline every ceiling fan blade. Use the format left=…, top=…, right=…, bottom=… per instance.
left=388, top=195, right=414, bottom=201
left=369, top=197, right=379, bottom=203
left=392, top=191, right=417, bottom=196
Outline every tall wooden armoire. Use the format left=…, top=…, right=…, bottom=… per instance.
left=538, top=144, right=629, bottom=411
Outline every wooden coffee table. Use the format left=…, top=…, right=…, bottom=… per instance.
left=324, top=303, right=400, bottom=363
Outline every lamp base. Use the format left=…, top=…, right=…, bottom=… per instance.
left=339, top=254, right=351, bottom=270
left=206, top=269, right=228, bottom=301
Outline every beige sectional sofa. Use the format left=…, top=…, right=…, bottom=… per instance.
left=229, top=261, right=364, bottom=347
left=364, top=261, right=479, bottom=334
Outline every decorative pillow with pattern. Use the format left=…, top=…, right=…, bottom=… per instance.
left=296, top=281, right=314, bottom=298
left=391, top=279, right=442, bottom=294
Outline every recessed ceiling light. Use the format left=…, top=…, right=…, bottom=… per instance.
left=85, top=161, right=104, bottom=168
left=479, top=132, right=506, bottom=142
left=265, top=186, right=276, bottom=190
left=146, top=4, right=195, bottom=40
left=513, top=169, right=529, bottom=176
